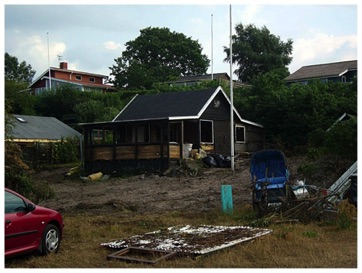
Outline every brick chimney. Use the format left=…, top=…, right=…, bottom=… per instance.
left=59, top=62, right=68, bottom=69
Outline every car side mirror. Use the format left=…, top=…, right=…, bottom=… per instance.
left=27, top=203, right=36, bottom=212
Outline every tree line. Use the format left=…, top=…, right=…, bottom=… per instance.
left=5, top=23, right=357, bottom=158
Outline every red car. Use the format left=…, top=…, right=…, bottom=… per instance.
left=4, top=187, right=64, bottom=258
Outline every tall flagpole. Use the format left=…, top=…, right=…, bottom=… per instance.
left=211, top=14, right=214, bottom=80
left=229, top=5, right=234, bottom=172
left=47, top=32, right=51, bottom=90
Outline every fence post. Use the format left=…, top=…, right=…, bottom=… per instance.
left=221, top=185, right=233, bottom=215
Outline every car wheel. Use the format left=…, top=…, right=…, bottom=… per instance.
left=40, top=224, right=61, bottom=255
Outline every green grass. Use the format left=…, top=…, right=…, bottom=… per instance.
left=4, top=205, right=357, bottom=268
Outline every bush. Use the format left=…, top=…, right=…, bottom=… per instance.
left=336, top=200, right=357, bottom=230
left=52, top=136, right=80, bottom=164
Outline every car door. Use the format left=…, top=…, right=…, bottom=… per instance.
left=4, top=190, right=40, bottom=253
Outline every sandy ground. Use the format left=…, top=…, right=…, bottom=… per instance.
left=36, top=156, right=306, bottom=216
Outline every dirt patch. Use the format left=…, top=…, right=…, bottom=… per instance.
left=36, top=156, right=306, bottom=215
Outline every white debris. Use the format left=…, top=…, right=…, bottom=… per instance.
left=101, top=225, right=272, bottom=255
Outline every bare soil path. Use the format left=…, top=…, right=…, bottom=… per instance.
left=36, top=156, right=306, bottom=216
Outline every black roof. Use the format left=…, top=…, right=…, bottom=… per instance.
left=175, top=73, right=230, bottom=83
left=113, top=87, right=218, bottom=122
left=285, top=60, right=357, bottom=82
left=79, top=86, right=262, bottom=128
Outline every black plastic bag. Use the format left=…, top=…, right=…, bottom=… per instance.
left=202, top=155, right=217, bottom=167
left=213, top=153, right=226, bottom=168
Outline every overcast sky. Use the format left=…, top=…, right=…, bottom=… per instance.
left=3, top=1, right=359, bottom=82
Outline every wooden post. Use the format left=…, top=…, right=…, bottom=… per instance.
left=221, top=185, right=233, bottom=215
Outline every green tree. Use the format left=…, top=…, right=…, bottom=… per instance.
left=34, top=85, right=84, bottom=122
left=5, top=80, right=37, bottom=115
left=224, top=24, right=293, bottom=83
left=4, top=102, right=33, bottom=196
left=5, top=52, right=36, bottom=83
left=74, top=100, right=104, bottom=123
left=323, top=117, right=357, bottom=161
left=233, top=73, right=357, bottom=150
left=110, top=27, right=210, bottom=89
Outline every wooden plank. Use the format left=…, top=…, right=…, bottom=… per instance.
left=201, top=144, right=214, bottom=153
left=169, top=145, right=180, bottom=158
left=115, top=146, right=136, bottom=159
left=107, top=247, right=177, bottom=264
left=138, top=145, right=167, bottom=159
left=92, top=147, right=113, bottom=160
left=89, top=144, right=177, bottom=161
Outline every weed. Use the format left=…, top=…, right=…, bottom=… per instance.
left=250, top=217, right=270, bottom=228
left=273, top=225, right=294, bottom=240
left=336, top=200, right=357, bottom=230
left=302, top=230, right=318, bottom=238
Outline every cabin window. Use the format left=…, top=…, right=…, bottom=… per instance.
left=235, top=125, right=245, bottom=143
left=90, top=128, right=113, bottom=145
left=117, top=124, right=151, bottom=143
left=169, top=123, right=181, bottom=143
left=90, top=129, right=102, bottom=145
left=75, top=75, right=82, bottom=81
left=136, top=125, right=150, bottom=143
left=341, top=76, right=347, bottom=83
left=117, top=125, right=132, bottom=144
left=200, top=120, right=213, bottom=144
left=150, top=124, right=159, bottom=143
left=89, top=77, right=95, bottom=83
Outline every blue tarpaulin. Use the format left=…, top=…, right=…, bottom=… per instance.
left=250, top=150, right=289, bottom=202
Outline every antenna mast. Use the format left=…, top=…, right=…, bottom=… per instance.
left=47, top=32, right=51, bottom=90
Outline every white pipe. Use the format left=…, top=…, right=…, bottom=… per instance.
left=211, top=14, right=214, bottom=80
left=229, top=5, right=234, bottom=172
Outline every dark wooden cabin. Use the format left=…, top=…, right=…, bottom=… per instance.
left=80, top=86, right=264, bottom=174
